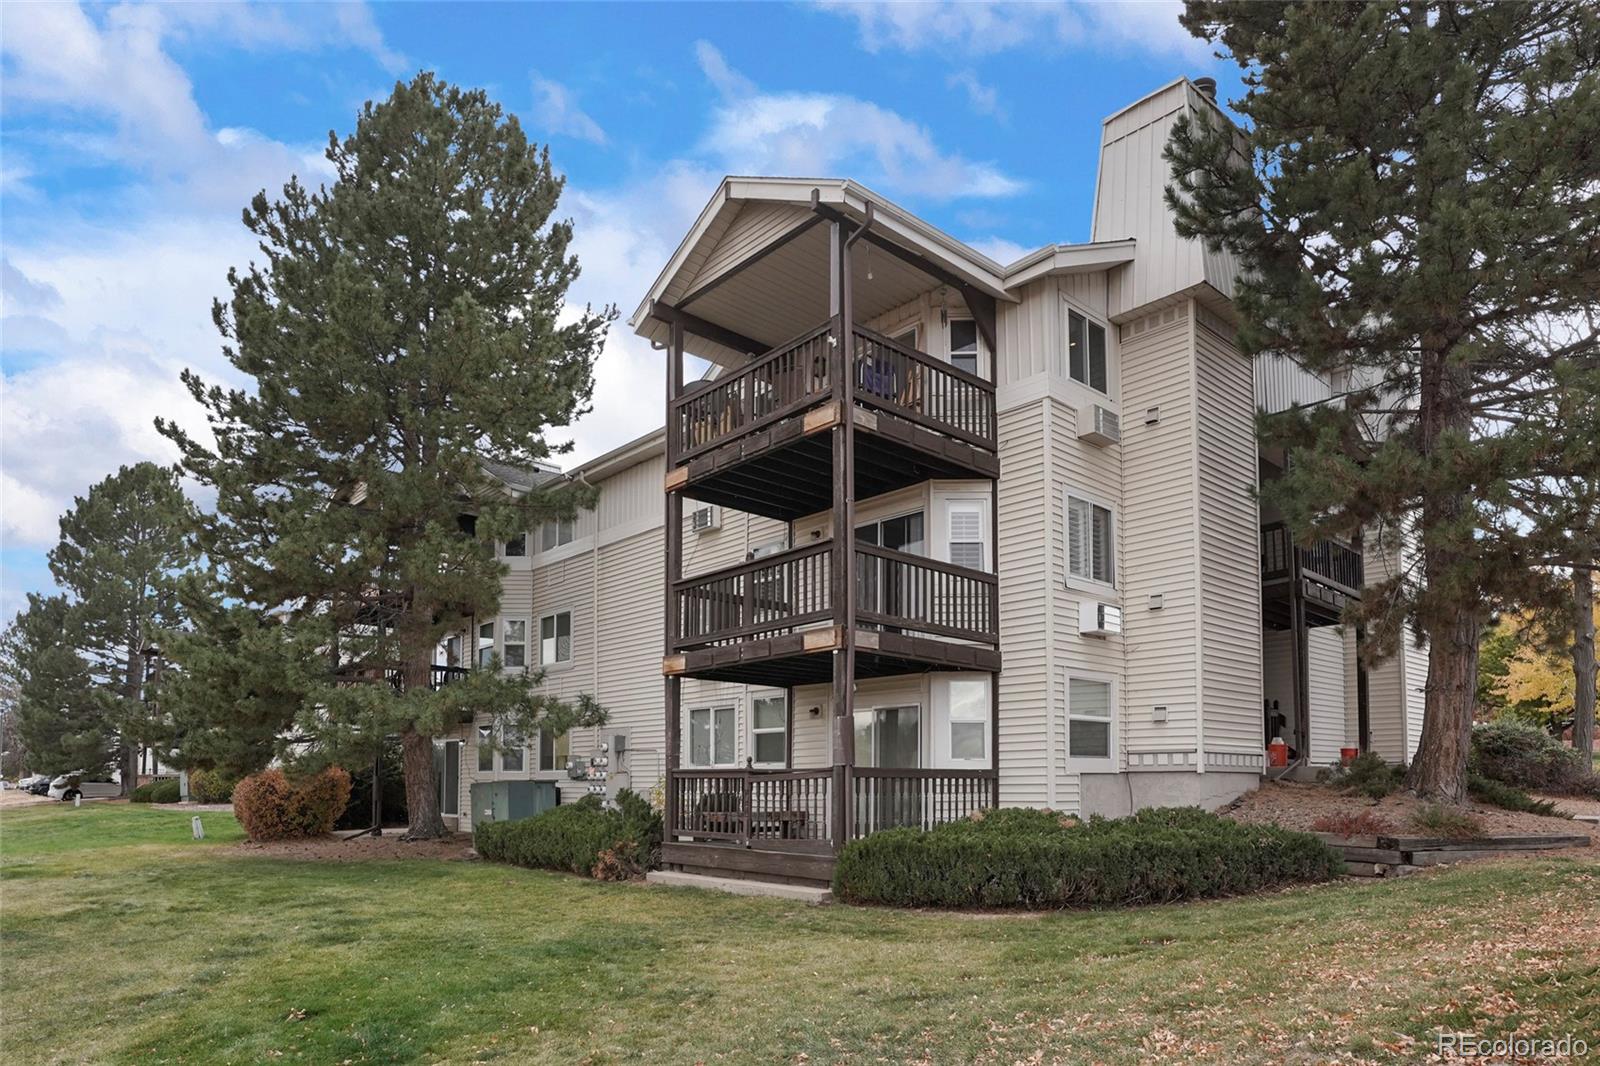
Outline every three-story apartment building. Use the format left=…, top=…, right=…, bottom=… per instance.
left=431, top=78, right=1428, bottom=886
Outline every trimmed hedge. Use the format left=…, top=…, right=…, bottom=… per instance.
left=834, top=806, right=1343, bottom=909
left=1471, top=721, right=1600, bottom=797
left=131, top=778, right=181, bottom=804
left=474, top=790, right=662, bottom=881
left=187, top=768, right=239, bottom=804
left=232, top=767, right=352, bottom=841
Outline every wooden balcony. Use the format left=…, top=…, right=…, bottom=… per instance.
left=668, top=318, right=999, bottom=520
left=666, top=540, right=1000, bottom=685
left=662, top=765, right=997, bottom=882
left=1261, top=522, right=1362, bottom=627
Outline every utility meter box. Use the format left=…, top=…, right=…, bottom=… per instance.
left=470, top=779, right=558, bottom=829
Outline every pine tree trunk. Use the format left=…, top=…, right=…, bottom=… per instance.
left=1573, top=568, right=1596, bottom=757
left=120, top=640, right=142, bottom=797
left=400, top=726, right=447, bottom=840
left=1406, top=340, right=1481, bottom=804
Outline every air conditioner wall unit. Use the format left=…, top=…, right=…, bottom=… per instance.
left=689, top=505, right=720, bottom=533
left=1077, top=404, right=1121, bottom=446
left=1079, top=600, right=1123, bottom=637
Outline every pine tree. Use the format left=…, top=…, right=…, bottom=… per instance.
left=3, top=596, right=114, bottom=776
left=157, top=74, right=613, bottom=838
left=47, top=462, right=197, bottom=794
left=1167, top=2, right=1600, bottom=802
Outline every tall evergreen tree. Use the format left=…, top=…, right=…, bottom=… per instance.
left=48, top=462, right=198, bottom=793
left=158, top=73, right=612, bottom=839
left=4, top=595, right=114, bottom=776
left=1167, top=2, right=1600, bottom=801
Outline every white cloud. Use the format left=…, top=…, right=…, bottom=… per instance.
left=694, top=40, right=755, bottom=99
left=693, top=43, right=1024, bottom=200
left=530, top=73, right=608, bottom=145
left=814, top=0, right=1214, bottom=63
left=964, top=236, right=1030, bottom=266
left=947, top=70, right=1006, bottom=121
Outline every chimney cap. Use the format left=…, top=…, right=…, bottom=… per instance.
left=1193, top=76, right=1218, bottom=100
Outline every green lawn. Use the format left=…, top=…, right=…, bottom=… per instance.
left=2, top=803, right=1597, bottom=1065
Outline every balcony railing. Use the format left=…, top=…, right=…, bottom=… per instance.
left=667, top=765, right=997, bottom=852
left=1261, top=522, right=1363, bottom=596
left=672, top=542, right=997, bottom=651
left=333, top=663, right=472, bottom=691
left=668, top=317, right=997, bottom=463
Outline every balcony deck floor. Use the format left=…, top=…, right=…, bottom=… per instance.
left=670, top=627, right=1000, bottom=686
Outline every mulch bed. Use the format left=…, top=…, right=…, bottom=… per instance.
left=1220, top=780, right=1598, bottom=843
left=235, top=831, right=477, bottom=862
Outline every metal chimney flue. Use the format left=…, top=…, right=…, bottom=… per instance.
left=1194, top=76, right=1217, bottom=100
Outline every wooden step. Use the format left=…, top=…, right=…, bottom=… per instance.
left=662, top=841, right=836, bottom=887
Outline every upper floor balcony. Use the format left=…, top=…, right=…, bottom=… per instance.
left=1260, top=521, right=1363, bottom=627
left=665, top=314, right=998, bottom=521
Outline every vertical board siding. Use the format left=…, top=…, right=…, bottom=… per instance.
left=1360, top=531, right=1410, bottom=763
left=1195, top=323, right=1263, bottom=755
left=1118, top=314, right=1199, bottom=755
left=997, top=277, right=1060, bottom=387
left=680, top=202, right=810, bottom=298
left=1255, top=353, right=1334, bottom=414
left=1307, top=628, right=1348, bottom=764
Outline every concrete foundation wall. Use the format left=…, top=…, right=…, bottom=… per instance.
left=1078, top=770, right=1260, bottom=819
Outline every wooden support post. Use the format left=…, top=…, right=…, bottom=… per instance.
left=827, top=218, right=859, bottom=849
left=664, top=321, right=685, bottom=841
left=990, top=447, right=1001, bottom=809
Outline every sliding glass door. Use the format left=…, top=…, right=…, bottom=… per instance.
left=854, top=706, right=922, bottom=831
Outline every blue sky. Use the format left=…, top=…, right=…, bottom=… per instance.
left=0, top=1, right=1243, bottom=620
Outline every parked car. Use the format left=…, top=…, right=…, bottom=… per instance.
left=21, top=774, right=53, bottom=796
left=47, top=771, right=84, bottom=802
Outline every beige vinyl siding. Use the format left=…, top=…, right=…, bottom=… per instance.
left=1307, top=628, right=1348, bottom=764
left=1194, top=320, right=1262, bottom=759
left=593, top=526, right=668, bottom=792
left=1117, top=311, right=1199, bottom=762
left=1255, top=353, right=1334, bottom=414
left=682, top=202, right=811, bottom=298
left=1094, top=80, right=1239, bottom=318
left=997, top=277, right=1061, bottom=386
left=1403, top=638, right=1428, bottom=761
left=1360, top=530, right=1411, bottom=763
left=997, top=399, right=1050, bottom=805
left=597, top=455, right=665, bottom=537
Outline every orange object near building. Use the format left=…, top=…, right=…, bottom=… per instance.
left=1267, top=738, right=1289, bottom=768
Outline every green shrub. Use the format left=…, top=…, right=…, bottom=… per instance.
left=231, top=767, right=352, bottom=841
left=1330, top=753, right=1407, bottom=799
left=475, top=790, right=662, bottom=880
left=131, top=778, right=181, bottom=804
left=834, top=806, right=1343, bottom=909
left=1409, top=803, right=1485, bottom=840
left=1466, top=772, right=1563, bottom=817
left=186, top=768, right=239, bottom=804
left=1470, top=721, right=1600, bottom=797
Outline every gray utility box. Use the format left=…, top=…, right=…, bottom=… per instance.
left=469, top=779, right=558, bottom=829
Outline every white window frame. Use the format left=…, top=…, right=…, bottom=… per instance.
left=1065, top=489, right=1116, bottom=590
left=1064, top=302, right=1110, bottom=395
left=947, top=317, right=980, bottom=376
left=501, top=618, right=529, bottom=670
left=749, top=694, right=787, bottom=769
left=476, top=721, right=529, bottom=775
left=503, top=533, right=527, bottom=558
left=538, top=726, right=571, bottom=773
left=1065, top=672, right=1117, bottom=772
left=540, top=516, right=576, bottom=552
left=687, top=705, right=738, bottom=768
left=476, top=621, right=496, bottom=668
left=539, top=610, right=573, bottom=667
left=944, top=497, right=989, bottom=572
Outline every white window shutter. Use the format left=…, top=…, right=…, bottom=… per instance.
left=1067, top=497, right=1087, bottom=578
left=948, top=503, right=984, bottom=570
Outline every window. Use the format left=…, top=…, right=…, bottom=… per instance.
left=538, top=727, right=571, bottom=772
left=433, top=740, right=460, bottom=815
left=1067, top=494, right=1114, bottom=585
left=949, top=319, right=979, bottom=375
left=503, top=619, right=527, bottom=669
left=500, top=729, right=525, bottom=772
left=751, top=695, right=786, bottom=767
left=478, top=724, right=494, bottom=771
left=444, top=635, right=462, bottom=668
left=540, top=612, right=572, bottom=665
left=947, top=501, right=986, bottom=570
left=504, top=533, right=526, bottom=558
left=1067, top=309, right=1108, bottom=393
left=948, top=679, right=988, bottom=760
left=540, top=517, right=576, bottom=551
left=1067, top=677, right=1114, bottom=763
left=477, top=621, right=495, bottom=668
left=689, top=706, right=736, bottom=767
left=891, top=325, right=919, bottom=350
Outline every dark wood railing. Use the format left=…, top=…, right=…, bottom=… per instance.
left=668, top=765, right=996, bottom=851
left=851, top=768, right=996, bottom=835
left=672, top=543, right=997, bottom=651
left=852, top=326, right=996, bottom=448
left=667, top=318, right=998, bottom=462
left=670, top=322, right=834, bottom=461
left=1261, top=522, right=1363, bottom=596
left=669, top=767, right=837, bottom=852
